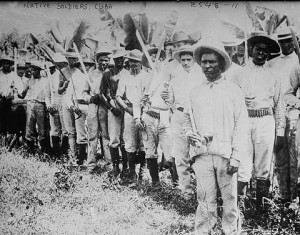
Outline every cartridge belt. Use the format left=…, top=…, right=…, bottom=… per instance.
left=248, top=108, right=273, bottom=118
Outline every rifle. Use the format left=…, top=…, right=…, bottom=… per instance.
left=40, top=46, right=82, bottom=119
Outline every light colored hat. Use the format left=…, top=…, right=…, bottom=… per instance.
left=247, top=33, right=281, bottom=59
left=94, top=48, right=112, bottom=61
left=275, top=27, right=292, bottom=41
left=219, top=35, right=244, bottom=47
left=194, top=41, right=231, bottom=73
left=109, top=47, right=128, bottom=59
left=29, top=60, right=44, bottom=70
left=141, top=47, right=166, bottom=68
left=17, top=61, right=27, bottom=68
left=74, top=58, right=95, bottom=66
left=124, top=49, right=143, bottom=61
left=172, top=31, right=193, bottom=44
left=174, top=46, right=194, bottom=62
left=0, top=55, right=14, bottom=64
left=52, top=53, right=68, bottom=63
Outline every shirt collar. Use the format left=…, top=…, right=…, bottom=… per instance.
left=248, top=59, right=267, bottom=70
left=204, top=74, right=225, bottom=85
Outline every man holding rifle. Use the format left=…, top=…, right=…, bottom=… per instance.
left=83, top=47, right=112, bottom=174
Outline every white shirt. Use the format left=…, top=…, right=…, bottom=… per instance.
left=184, top=75, right=248, bottom=160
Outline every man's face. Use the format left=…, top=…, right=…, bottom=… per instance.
left=2, top=61, right=13, bottom=73
left=17, top=67, right=27, bottom=77
left=129, top=59, right=141, bottom=70
left=236, top=44, right=245, bottom=56
left=279, top=38, right=294, bottom=56
left=252, top=43, right=269, bottom=65
left=67, top=57, right=78, bottom=67
left=97, top=55, right=110, bottom=71
left=180, top=54, right=194, bottom=72
left=113, top=57, right=124, bottom=69
left=200, top=53, right=222, bottom=80
left=225, top=46, right=235, bottom=59
left=31, top=67, right=41, bottom=78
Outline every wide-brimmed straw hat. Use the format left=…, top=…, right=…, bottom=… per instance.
left=275, top=27, right=293, bottom=41
left=219, top=34, right=244, bottom=47
left=29, top=60, right=44, bottom=70
left=172, top=31, right=193, bottom=44
left=94, top=48, right=112, bottom=61
left=124, top=49, right=142, bottom=61
left=74, top=58, right=95, bottom=66
left=109, top=47, right=128, bottom=59
left=174, top=45, right=194, bottom=62
left=194, top=40, right=231, bottom=73
left=247, top=33, right=281, bottom=57
left=141, top=47, right=166, bottom=68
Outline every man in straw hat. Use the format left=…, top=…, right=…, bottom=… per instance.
left=269, top=27, right=299, bottom=206
left=231, top=33, right=285, bottom=210
left=46, top=53, right=69, bottom=156
left=135, top=46, right=174, bottom=186
left=83, top=46, right=112, bottom=174
left=58, top=50, right=88, bottom=165
left=22, top=60, right=51, bottom=153
left=116, top=49, right=147, bottom=183
left=161, top=45, right=204, bottom=199
left=100, top=46, right=128, bottom=176
left=184, top=40, right=248, bottom=234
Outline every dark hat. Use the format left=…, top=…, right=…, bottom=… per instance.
left=247, top=33, right=281, bottom=57
left=141, top=47, right=166, bottom=68
left=0, top=55, right=14, bottom=64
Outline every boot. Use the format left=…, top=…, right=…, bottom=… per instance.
left=120, top=145, right=128, bottom=172
left=138, top=151, right=146, bottom=181
left=43, top=134, right=52, bottom=155
left=68, top=137, right=77, bottom=165
left=25, top=139, right=35, bottom=153
left=169, top=158, right=179, bottom=187
left=127, top=152, right=137, bottom=183
left=61, top=135, right=69, bottom=155
left=237, top=181, right=248, bottom=212
left=78, top=144, right=87, bottom=165
left=51, top=136, right=60, bottom=156
left=147, top=158, right=160, bottom=186
left=110, top=147, right=120, bottom=176
left=256, top=179, right=270, bottom=210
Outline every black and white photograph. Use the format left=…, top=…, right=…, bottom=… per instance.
left=1, top=1, right=300, bottom=234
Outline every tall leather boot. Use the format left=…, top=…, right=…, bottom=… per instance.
left=147, top=158, right=160, bottom=186
left=43, top=134, right=52, bottom=155
left=138, top=151, right=146, bottom=181
left=256, top=179, right=270, bottom=210
left=51, top=136, right=60, bottom=157
left=78, top=144, right=87, bottom=165
left=237, top=181, right=248, bottom=212
left=61, top=135, right=69, bottom=155
left=68, top=137, right=77, bottom=165
left=110, top=147, right=120, bottom=176
left=120, top=145, right=128, bottom=172
left=169, top=158, right=179, bottom=187
left=127, top=152, right=137, bottom=183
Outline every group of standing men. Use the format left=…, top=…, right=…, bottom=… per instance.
left=1, top=25, right=300, bottom=234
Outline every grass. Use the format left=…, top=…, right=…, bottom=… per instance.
left=1, top=146, right=300, bottom=234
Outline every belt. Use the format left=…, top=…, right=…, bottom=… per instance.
left=177, top=107, right=184, bottom=112
left=77, top=99, right=88, bottom=105
left=248, top=108, right=273, bottom=118
left=30, top=99, right=45, bottom=105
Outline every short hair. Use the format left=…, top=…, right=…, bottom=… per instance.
left=179, top=51, right=193, bottom=59
left=198, top=48, right=225, bottom=72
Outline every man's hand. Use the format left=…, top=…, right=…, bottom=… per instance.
left=160, top=90, right=169, bottom=101
left=47, top=106, right=57, bottom=116
left=135, top=118, right=145, bottom=130
left=187, top=131, right=203, bottom=148
left=90, top=95, right=101, bottom=104
left=274, top=136, right=285, bottom=154
left=70, top=105, right=82, bottom=117
left=226, top=158, right=240, bottom=175
left=110, top=107, right=122, bottom=117
left=125, top=106, right=133, bottom=116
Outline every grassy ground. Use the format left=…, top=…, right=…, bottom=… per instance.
left=1, top=147, right=300, bottom=234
